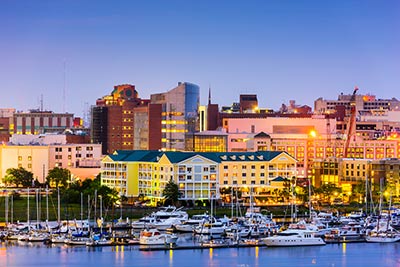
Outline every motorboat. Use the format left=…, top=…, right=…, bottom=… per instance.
left=262, top=221, right=325, bottom=247
left=86, top=236, right=114, bottom=246
left=131, top=216, right=158, bottom=230
left=64, top=236, right=91, bottom=246
left=174, top=213, right=209, bottom=233
left=194, top=218, right=226, bottom=236
left=139, top=229, right=178, bottom=245
left=28, top=231, right=50, bottom=242
left=50, top=234, right=69, bottom=244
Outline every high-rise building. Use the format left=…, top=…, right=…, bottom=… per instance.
left=91, top=84, right=150, bottom=154
left=151, top=82, right=200, bottom=151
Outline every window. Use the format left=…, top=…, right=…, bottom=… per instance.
left=28, top=156, right=32, bottom=161
left=18, top=156, right=22, bottom=161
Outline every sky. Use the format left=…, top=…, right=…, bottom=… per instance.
left=1, top=0, right=400, bottom=118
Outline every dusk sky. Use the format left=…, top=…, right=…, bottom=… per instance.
left=1, top=1, right=399, bottom=118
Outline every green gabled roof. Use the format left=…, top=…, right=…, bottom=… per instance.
left=272, top=176, right=288, bottom=182
left=108, top=150, right=160, bottom=162
left=163, top=152, right=198, bottom=163
left=210, top=151, right=287, bottom=162
left=105, top=150, right=294, bottom=163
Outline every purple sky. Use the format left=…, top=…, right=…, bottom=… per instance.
left=1, top=0, right=399, bottom=118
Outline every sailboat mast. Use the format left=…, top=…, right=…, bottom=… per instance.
left=5, top=191, right=9, bottom=225
left=36, top=189, right=39, bottom=229
left=57, top=187, right=61, bottom=225
left=46, top=186, right=49, bottom=224
left=365, top=173, right=368, bottom=215
left=80, top=192, right=83, bottom=230
left=27, top=188, right=30, bottom=229
left=11, top=194, right=14, bottom=224
left=308, top=178, right=312, bottom=221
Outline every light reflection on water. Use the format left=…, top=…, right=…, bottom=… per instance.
left=1, top=241, right=400, bottom=267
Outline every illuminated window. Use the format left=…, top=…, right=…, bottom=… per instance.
left=18, top=156, right=22, bottom=161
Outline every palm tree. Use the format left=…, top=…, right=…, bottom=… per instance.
left=162, top=179, right=180, bottom=206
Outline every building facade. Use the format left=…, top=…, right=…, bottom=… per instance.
left=150, top=82, right=200, bottom=151
left=101, top=150, right=296, bottom=205
left=0, top=143, right=102, bottom=184
left=314, top=92, right=400, bottom=114
left=12, top=110, right=74, bottom=135
left=91, top=84, right=151, bottom=154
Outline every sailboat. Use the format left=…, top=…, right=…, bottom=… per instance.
left=366, top=193, right=400, bottom=243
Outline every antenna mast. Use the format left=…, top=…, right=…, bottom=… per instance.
left=63, top=60, right=66, bottom=113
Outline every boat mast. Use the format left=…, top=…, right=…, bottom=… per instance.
left=36, top=189, right=40, bottom=229
left=57, top=187, right=61, bottom=225
left=80, top=192, right=83, bottom=231
left=5, top=191, right=8, bottom=226
left=308, top=177, right=312, bottom=221
left=27, top=188, right=30, bottom=229
left=46, top=186, right=49, bottom=227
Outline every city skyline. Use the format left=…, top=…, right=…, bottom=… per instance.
left=1, top=0, right=399, bottom=117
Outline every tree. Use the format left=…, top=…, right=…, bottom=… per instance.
left=4, top=167, right=34, bottom=187
left=46, top=167, right=70, bottom=188
left=162, top=179, right=180, bottom=206
left=315, top=183, right=341, bottom=202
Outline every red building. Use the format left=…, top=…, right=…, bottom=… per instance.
left=91, top=84, right=162, bottom=154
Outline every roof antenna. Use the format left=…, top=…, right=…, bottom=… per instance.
left=40, top=94, right=44, bottom=112
left=208, top=84, right=212, bottom=105
left=63, top=60, right=66, bottom=113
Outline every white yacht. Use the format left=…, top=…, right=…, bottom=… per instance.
left=131, top=216, right=158, bottom=230
left=174, top=213, right=209, bottom=233
left=194, top=216, right=226, bottom=235
left=139, top=228, right=178, bottom=245
left=262, top=221, right=325, bottom=247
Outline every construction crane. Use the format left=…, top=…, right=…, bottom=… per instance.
left=343, top=87, right=359, bottom=158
